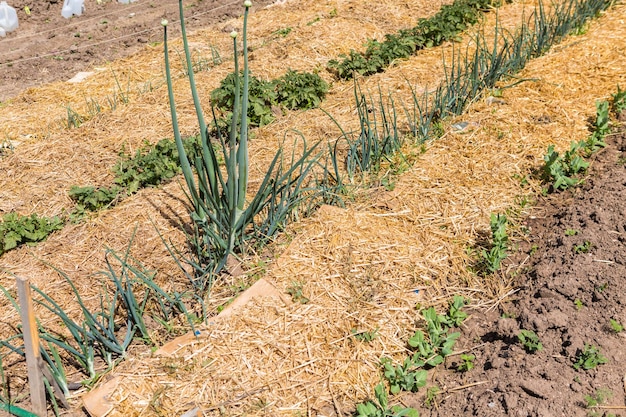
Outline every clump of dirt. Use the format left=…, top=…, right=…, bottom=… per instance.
left=413, top=123, right=626, bottom=416
left=0, top=0, right=276, bottom=102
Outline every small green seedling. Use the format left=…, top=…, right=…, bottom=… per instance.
left=354, top=383, right=419, bottom=417
left=573, top=241, right=593, bottom=254
left=272, top=27, right=292, bottom=37
left=612, top=85, right=626, bottom=115
left=286, top=282, right=309, bottom=304
left=584, top=100, right=609, bottom=153
left=480, top=213, right=509, bottom=273
left=457, top=354, right=475, bottom=372
left=573, top=344, right=608, bottom=370
left=565, top=229, right=579, bottom=236
left=609, top=319, right=624, bottom=333
left=517, top=330, right=542, bottom=353
left=447, top=295, right=468, bottom=327
left=424, top=386, right=441, bottom=408
left=574, top=299, right=584, bottom=310
left=381, top=357, right=428, bottom=394
left=584, top=387, right=612, bottom=408
left=541, top=143, right=588, bottom=191
left=352, top=328, right=379, bottom=343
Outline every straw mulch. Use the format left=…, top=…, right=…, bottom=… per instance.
left=1, top=0, right=625, bottom=415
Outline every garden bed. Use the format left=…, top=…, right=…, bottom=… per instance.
left=1, top=0, right=626, bottom=416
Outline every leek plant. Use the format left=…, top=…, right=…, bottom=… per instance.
left=326, top=83, right=403, bottom=183
left=163, top=0, right=323, bottom=289
left=416, top=0, right=613, bottom=135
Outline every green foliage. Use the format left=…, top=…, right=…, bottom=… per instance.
left=272, top=27, right=292, bottom=37
left=611, top=85, right=626, bottom=115
left=584, top=388, right=612, bottom=408
left=480, top=213, right=508, bottom=273
left=573, top=344, right=608, bottom=370
left=326, top=83, right=403, bottom=186
left=382, top=357, right=428, bottom=395
left=274, top=70, right=329, bottom=110
left=447, top=295, right=469, bottom=326
left=114, top=136, right=201, bottom=193
left=423, top=386, right=441, bottom=409
left=457, top=354, right=475, bottom=372
left=541, top=98, right=612, bottom=192
left=354, top=383, right=420, bottom=417
left=381, top=297, right=467, bottom=395
left=164, top=1, right=327, bottom=288
left=565, top=228, right=579, bottom=236
left=584, top=100, right=609, bottom=153
left=69, top=136, right=203, bottom=216
left=286, top=281, right=309, bottom=304
left=573, top=241, right=593, bottom=254
left=211, top=70, right=277, bottom=127
left=0, top=212, right=64, bottom=255
left=69, top=185, right=124, bottom=213
left=517, top=330, right=542, bottom=353
left=609, top=319, right=623, bottom=333
left=541, top=142, right=589, bottom=191
left=0, top=241, right=194, bottom=396
left=327, top=0, right=510, bottom=80
left=574, top=299, right=584, bottom=310
left=352, top=328, right=379, bottom=343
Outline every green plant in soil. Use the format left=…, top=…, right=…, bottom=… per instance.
left=272, top=27, right=292, bottom=37
left=351, top=328, right=379, bottom=343
left=113, top=136, right=202, bottom=193
left=381, top=297, right=467, bottom=395
left=584, top=387, right=613, bottom=409
left=574, top=299, right=584, bottom=310
left=541, top=142, right=589, bottom=191
left=163, top=0, right=325, bottom=288
left=480, top=213, right=509, bottom=273
left=565, top=228, right=579, bottom=236
left=517, top=329, right=542, bottom=353
left=583, top=100, right=609, bottom=154
left=611, top=85, right=626, bottom=115
left=573, top=241, right=593, bottom=254
left=69, top=185, right=124, bottom=214
left=286, top=281, right=309, bottom=304
left=457, top=354, right=475, bottom=372
left=210, top=70, right=277, bottom=127
left=0, top=212, right=65, bottom=256
left=354, top=383, right=419, bottom=417
left=274, top=69, right=329, bottom=110
left=327, top=0, right=512, bottom=80
left=573, top=344, right=608, bottom=370
left=609, top=319, right=623, bottom=333
left=424, top=386, right=441, bottom=409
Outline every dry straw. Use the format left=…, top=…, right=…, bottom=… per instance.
left=1, top=0, right=625, bottom=415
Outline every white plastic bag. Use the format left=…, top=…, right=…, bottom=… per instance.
left=0, top=1, right=18, bottom=37
left=61, top=0, right=85, bottom=19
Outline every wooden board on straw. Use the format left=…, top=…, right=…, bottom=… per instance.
left=82, top=278, right=288, bottom=417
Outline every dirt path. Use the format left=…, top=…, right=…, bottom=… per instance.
left=0, top=0, right=276, bottom=102
left=414, top=121, right=626, bottom=416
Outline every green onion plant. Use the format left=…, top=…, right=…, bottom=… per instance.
left=163, top=1, right=324, bottom=292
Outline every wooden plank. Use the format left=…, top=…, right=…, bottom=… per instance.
left=16, top=276, right=47, bottom=417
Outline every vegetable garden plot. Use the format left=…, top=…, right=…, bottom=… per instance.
left=1, top=0, right=626, bottom=415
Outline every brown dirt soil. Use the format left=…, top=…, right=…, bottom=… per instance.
left=0, top=0, right=277, bottom=102
left=412, top=121, right=626, bottom=416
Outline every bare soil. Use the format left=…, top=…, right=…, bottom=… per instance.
left=0, top=0, right=276, bottom=102
left=411, top=120, right=626, bottom=417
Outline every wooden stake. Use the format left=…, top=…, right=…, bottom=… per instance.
left=16, top=276, right=47, bottom=417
